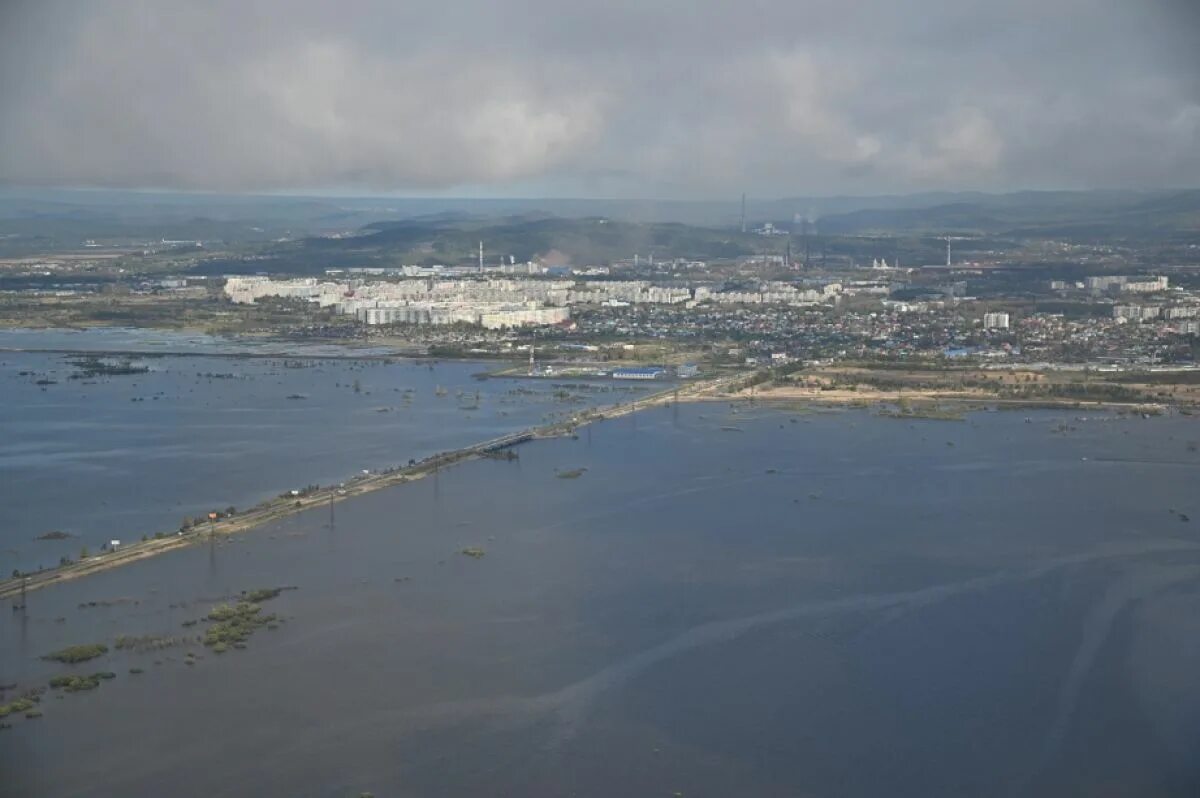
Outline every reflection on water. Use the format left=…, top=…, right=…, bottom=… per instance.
left=1, top=403, right=1199, bottom=797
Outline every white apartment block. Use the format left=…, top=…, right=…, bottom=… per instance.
left=983, top=312, right=1010, bottom=330
left=1113, top=305, right=1161, bottom=321
left=1121, top=276, right=1169, bottom=293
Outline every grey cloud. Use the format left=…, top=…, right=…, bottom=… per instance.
left=0, top=0, right=1196, bottom=196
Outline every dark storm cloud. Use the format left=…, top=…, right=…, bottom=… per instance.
left=0, top=0, right=1196, bottom=196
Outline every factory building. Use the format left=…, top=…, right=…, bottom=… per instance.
left=612, top=367, right=667, bottom=380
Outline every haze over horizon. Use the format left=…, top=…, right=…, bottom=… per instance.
left=2, top=1, right=1198, bottom=199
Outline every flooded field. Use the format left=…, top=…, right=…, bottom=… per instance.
left=2, top=402, right=1198, bottom=797
left=0, top=329, right=653, bottom=572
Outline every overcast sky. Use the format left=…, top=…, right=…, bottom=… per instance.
left=1, top=0, right=1197, bottom=198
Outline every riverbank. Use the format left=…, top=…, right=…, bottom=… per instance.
left=0, top=374, right=734, bottom=601
left=724, top=362, right=1199, bottom=414
left=725, top=382, right=1173, bottom=414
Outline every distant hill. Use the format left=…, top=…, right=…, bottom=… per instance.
left=300, top=215, right=761, bottom=266
left=812, top=190, right=1200, bottom=238
left=3, top=187, right=1198, bottom=263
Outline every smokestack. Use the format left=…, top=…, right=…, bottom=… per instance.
left=740, top=193, right=746, bottom=234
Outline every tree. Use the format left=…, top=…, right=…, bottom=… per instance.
left=80, top=546, right=89, bottom=559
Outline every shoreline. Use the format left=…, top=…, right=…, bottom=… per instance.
left=0, top=374, right=736, bottom=601
left=719, top=385, right=1175, bottom=414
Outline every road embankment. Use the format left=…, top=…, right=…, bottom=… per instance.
left=0, top=375, right=733, bottom=601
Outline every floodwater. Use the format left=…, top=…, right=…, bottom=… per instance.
left=2, top=402, right=1198, bottom=797
left=0, top=330, right=653, bottom=573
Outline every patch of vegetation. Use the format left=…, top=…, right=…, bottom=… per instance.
left=114, top=634, right=189, bottom=652
left=0, top=697, right=38, bottom=719
left=48, top=672, right=115, bottom=692
left=241, top=587, right=286, bottom=603
left=202, top=598, right=279, bottom=650
left=556, top=468, right=587, bottom=479
left=42, top=643, right=108, bottom=664
left=460, top=547, right=486, bottom=559
left=35, top=530, right=73, bottom=541
left=68, top=356, right=150, bottom=379
left=879, top=405, right=965, bottom=421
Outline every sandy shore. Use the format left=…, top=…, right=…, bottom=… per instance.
left=721, top=382, right=1172, bottom=413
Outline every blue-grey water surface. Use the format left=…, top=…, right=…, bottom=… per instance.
left=1, top=330, right=651, bottom=573
left=1, top=401, right=1198, bottom=797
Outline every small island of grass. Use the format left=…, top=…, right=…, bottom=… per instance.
left=556, top=468, right=587, bottom=479
left=241, top=587, right=286, bottom=603
left=48, top=672, right=116, bottom=692
left=0, top=697, right=38, bottom=719
left=42, top=643, right=108, bottom=664
left=201, top=588, right=288, bottom=651
left=35, top=530, right=74, bottom=541
left=204, top=602, right=277, bottom=649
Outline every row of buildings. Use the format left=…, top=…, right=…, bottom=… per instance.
left=223, top=276, right=845, bottom=328
left=1114, top=303, right=1200, bottom=324
left=1080, top=275, right=1170, bottom=294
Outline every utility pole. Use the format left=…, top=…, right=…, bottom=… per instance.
left=740, top=194, right=747, bottom=234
